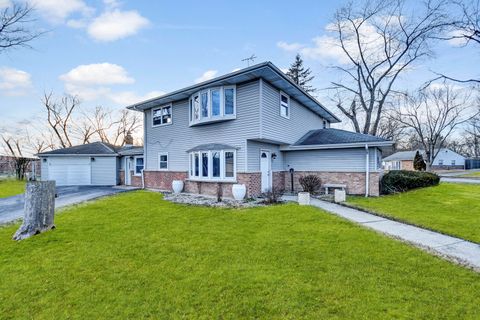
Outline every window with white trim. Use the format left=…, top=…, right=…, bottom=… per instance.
left=438, top=159, right=444, bottom=165
left=280, top=92, right=290, bottom=119
left=451, top=160, right=456, bottom=166
left=189, top=149, right=236, bottom=181
left=158, top=152, right=168, bottom=170
left=134, top=157, right=144, bottom=175
left=152, top=104, right=172, bottom=127
left=189, top=85, right=236, bottom=125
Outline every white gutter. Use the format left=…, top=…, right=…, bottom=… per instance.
left=141, top=169, right=145, bottom=189
left=280, top=141, right=393, bottom=151
left=365, top=144, right=369, bottom=197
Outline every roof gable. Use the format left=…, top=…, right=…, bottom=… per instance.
left=126, top=62, right=341, bottom=123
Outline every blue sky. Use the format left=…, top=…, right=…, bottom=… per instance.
left=1, top=0, right=478, bottom=127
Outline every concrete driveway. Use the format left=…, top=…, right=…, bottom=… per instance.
left=0, top=186, right=138, bottom=225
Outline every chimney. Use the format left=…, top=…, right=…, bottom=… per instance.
left=124, top=131, right=134, bottom=146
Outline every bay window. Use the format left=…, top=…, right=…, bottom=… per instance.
left=189, top=149, right=236, bottom=181
left=189, top=85, right=236, bottom=125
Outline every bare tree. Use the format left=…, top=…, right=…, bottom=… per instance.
left=329, top=0, right=451, bottom=135
left=430, top=0, right=480, bottom=84
left=42, top=92, right=80, bottom=148
left=393, top=82, right=477, bottom=170
left=0, top=2, right=42, bottom=53
left=1, top=134, right=32, bottom=180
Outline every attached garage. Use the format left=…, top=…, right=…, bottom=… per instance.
left=38, top=142, right=120, bottom=186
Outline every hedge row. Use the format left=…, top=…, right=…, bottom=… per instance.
left=381, top=170, right=440, bottom=195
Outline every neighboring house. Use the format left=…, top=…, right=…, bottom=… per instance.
left=0, top=155, right=40, bottom=177
left=124, top=61, right=393, bottom=196
left=38, top=142, right=143, bottom=186
left=383, top=148, right=465, bottom=171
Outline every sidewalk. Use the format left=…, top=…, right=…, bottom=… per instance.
left=283, top=196, right=480, bottom=271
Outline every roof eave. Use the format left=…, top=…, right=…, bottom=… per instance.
left=126, top=61, right=341, bottom=123
left=281, top=141, right=394, bottom=151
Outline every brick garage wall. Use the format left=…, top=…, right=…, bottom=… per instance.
left=285, top=171, right=381, bottom=196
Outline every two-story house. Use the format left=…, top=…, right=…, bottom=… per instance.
left=38, top=62, right=392, bottom=196
left=123, top=62, right=392, bottom=196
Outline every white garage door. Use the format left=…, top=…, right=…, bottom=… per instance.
left=48, top=157, right=91, bottom=186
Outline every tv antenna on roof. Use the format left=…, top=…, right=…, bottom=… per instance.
left=241, top=54, right=257, bottom=67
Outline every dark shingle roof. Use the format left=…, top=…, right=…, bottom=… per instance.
left=38, top=142, right=118, bottom=156
left=118, top=146, right=144, bottom=156
left=294, top=128, right=389, bottom=146
left=187, top=143, right=238, bottom=152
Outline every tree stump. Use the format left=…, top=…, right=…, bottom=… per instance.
left=13, top=181, right=56, bottom=241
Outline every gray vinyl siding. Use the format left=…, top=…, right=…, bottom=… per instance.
left=246, top=140, right=284, bottom=172
left=144, top=80, right=260, bottom=172
left=261, top=81, right=325, bottom=144
left=284, top=148, right=379, bottom=172
left=91, top=157, right=117, bottom=185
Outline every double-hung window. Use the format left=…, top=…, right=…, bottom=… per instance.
left=152, top=104, right=172, bottom=127
left=280, top=92, right=290, bottom=119
left=158, top=152, right=168, bottom=170
left=134, top=157, right=144, bottom=175
left=189, top=85, right=236, bottom=125
left=189, top=149, right=236, bottom=181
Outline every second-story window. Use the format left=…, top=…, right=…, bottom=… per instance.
left=152, top=104, right=172, bottom=127
left=189, top=85, right=236, bottom=125
left=280, top=92, right=290, bottom=119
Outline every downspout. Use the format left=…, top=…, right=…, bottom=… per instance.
left=141, top=169, right=145, bottom=189
left=365, top=144, right=369, bottom=197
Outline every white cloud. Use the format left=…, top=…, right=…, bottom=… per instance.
left=0, top=0, right=11, bottom=9
left=87, top=9, right=149, bottom=42
left=60, top=63, right=134, bottom=86
left=277, top=41, right=303, bottom=52
left=195, top=70, right=218, bottom=84
left=0, top=67, right=32, bottom=96
left=31, top=0, right=94, bottom=23
left=108, top=90, right=165, bottom=105
left=278, top=20, right=392, bottom=65
left=59, top=63, right=163, bottom=106
left=446, top=29, right=469, bottom=47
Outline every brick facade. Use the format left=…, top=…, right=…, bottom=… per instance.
left=284, top=171, right=381, bottom=196
left=121, top=170, right=381, bottom=197
left=119, top=170, right=143, bottom=187
left=401, top=160, right=414, bottom=171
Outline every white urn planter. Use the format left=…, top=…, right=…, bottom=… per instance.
left=172, top=180, right=184, bottom=194
left=298, top=192, right=310, bottom=205
left=334, top=189, right=346, bottom=203
left=232, top=184, right=246, bottom=201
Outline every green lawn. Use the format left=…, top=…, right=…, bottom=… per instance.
left=0, top=179, right=25, bottom=198
left=348, top=183, right=480, bottom=243
left=1, top=191, right=479, bottom=319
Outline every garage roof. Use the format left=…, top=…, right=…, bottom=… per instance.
left=38, top=142, right=119, bottom=156
left=126, top=61, right=341, bottom=123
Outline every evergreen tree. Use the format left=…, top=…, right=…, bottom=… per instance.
left=413, top=150, right=426, bottom=171
left=286, top=54, right=315, bottom=93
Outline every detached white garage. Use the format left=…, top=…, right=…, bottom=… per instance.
left=38, top=142, right=119, bottom=186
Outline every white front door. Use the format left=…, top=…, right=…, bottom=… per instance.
left=125, top=158, right=132, bottom=185
left=260, top=150, right=272, bottom=193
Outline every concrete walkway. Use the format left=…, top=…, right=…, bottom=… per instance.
left=283, top=196, right=480, bottom=271
left=441, top=177, right=480, bottom=184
